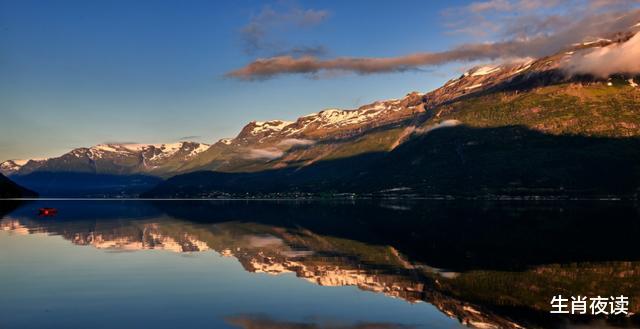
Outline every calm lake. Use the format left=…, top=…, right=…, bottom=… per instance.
left=1, top=200, right=640, bottom=329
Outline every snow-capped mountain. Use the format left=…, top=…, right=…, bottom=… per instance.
left=176, top=91, right=426, bottom=173
left=0, top=159, right=49, bottom=176
left=146, top=28, right=640, bottom=198
left=231, top=93, right=425, bottom=145
left=0, top=160, right=29, bottom=176
left=1, top=142, right=210, bottom=177
left=178, top=30, right=640, bottom=175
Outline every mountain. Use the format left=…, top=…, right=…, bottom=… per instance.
left=168, top=31, right=639, bottom=176
left=0, top=173, right=37, bottom=198
left=145, top=31, right=640, bottom=198
left=1, top=142, right=210, bottom=177
left=1, top=142, right=208, bottom=197
left=175, top=93, right=426, bottom=173
left=0, top=159, right=30, bottom=175
left=5, top=30, right=640, bottom=198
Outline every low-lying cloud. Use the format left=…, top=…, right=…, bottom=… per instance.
left=277, top=138, right=316, bottom=147
left=244, top=147, right=284, bottom=160
left=415, top=120, right=462, bottom=135
left=563, top=32, right=640, bottom=77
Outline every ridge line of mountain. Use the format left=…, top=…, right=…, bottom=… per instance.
left=3, top=29, right=640, bottom=197
left=3, top=30, right=638, bottom=178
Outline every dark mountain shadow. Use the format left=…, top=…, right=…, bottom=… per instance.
left=5, top=198, right=640, bottom=271
left=145, top=125, right=640, bottom=199
left=0, top=173, right=37, bottom=198
left=11, top=172, right=162, bottom=197
left=0, top=200, right=28, bottom=217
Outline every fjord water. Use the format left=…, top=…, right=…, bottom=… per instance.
left=1, top=200, right=640, bottom=329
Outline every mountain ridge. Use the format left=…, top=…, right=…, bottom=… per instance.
left=4, top=31, right=638, bottom=177
left=3, top=29, right=640, bottom=197
left=142, top=30, right=640, bottom=176
left=1, top=141, right=210, bottom=177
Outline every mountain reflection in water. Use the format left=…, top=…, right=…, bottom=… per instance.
left=1, top=200, right=640, bottom=329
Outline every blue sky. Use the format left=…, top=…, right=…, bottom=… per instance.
left=0, top=0, right=478, bottom=160
left=1, top=0, right=637, bottom=160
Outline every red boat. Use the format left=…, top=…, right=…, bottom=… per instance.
left=38, top=208, right=58, bottom=217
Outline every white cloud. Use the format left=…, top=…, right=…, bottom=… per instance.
left=416, top=120, right=462, bottom=135
left=563, top=32, right=640, bottom=77
left=244, top=148, right=284, bottom=160
left=277, top=138, right=316, bottom=147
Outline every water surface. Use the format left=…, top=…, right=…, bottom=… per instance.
left=1, top=200, right=640, bottom=329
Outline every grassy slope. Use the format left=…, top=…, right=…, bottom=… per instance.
left=432, top=82, right=640, bottom=137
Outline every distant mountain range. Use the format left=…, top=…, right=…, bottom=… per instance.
left=1, top=142, right=208, bottom=197
left=1, top=142, right=210, bottom=177
left=3, top=30, right=640, bottom=198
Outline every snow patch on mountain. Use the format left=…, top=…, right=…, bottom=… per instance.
left=251, top=120, right=293, bottom=135
left=511, top=60, right=535, bottom=75
left=573, top=38, right=612, bottom=47
left=290, top=103, right=396, bottom=130
left=158, top=143, right=183, bottom=156
left=71, top=142, right=210, bottom=161
left=120, top=144, right=157, bottom=152
left=471, top=66, right=501, bottom=76
left=0, top=161, right=23, bottom=174
left=190, top=143, right=210, bottom=156
left=0, top=158, right=51, bottom=175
